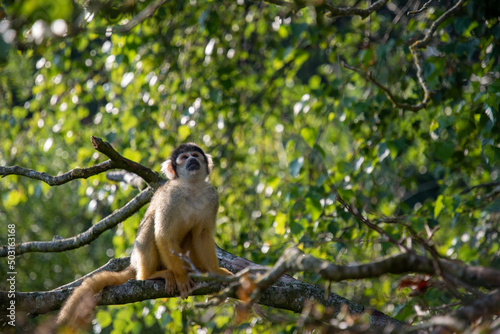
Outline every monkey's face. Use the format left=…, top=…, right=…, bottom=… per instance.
left=161, top=144, right=213, bottom=181
left=175, top=151, right=209, bottom=180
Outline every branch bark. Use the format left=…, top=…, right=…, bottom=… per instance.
left=0, top=248, right=406, bottom=330
left=267, top=247, right=500, bottom=289
left=90, top=136, right=162, bottom=185
left=0, top=161, right=116, bottom=186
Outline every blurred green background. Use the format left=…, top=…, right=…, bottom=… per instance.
left=0, top=0, right=499, bottom=332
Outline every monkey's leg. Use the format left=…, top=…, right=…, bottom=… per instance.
left=147, top=269, right=176, bottom=295
left=191, top=227, right=233, bottom=276
left=155, top=238, right=194, bottom=298
left=133, top=213, right=161, bottom=280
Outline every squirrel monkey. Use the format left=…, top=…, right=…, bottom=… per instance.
left=57, top=143, right=232, bottom=326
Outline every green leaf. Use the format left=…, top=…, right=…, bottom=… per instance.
left=123, top=148, right=141, bottom=163
left=434, top=142, right=455, bottom=162
left=301, top=127, right=317, bottom=148
left=274, top=212, right=287, bottom=235
left=484, top=145, right=500, bottom=166
left=434, top=195, right=444, bottom=218
left=96, top=309, right=112, bottom=328
left=305, top=196, right=322, bottom=222
left=430, top=119, right=439, bottom=132
left=309, top=75, right=321, bottom=90
left=178, top=125, right=190, bottom=142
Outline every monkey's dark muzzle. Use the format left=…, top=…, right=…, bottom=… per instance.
left=186, top=158, right=201, bottom=171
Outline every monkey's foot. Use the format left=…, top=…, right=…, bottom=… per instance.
left=175, top=277, right=194, bottom=299
left=147, top=270, right=177, bottom=295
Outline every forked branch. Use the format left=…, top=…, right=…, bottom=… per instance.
left=0, top=187, right=154, bottom=257
left=0, top=136, right=164, bottom=257
left=342, top=0, right=467, bottom=111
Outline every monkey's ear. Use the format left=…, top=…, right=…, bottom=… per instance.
left=161, top=159, right=177, bottom=180
left=206, top=154, right=214, bottom=174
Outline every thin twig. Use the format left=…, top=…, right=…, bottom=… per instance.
left=112, top=0, right=169, bottom=33
left=324, top=0, right=390, bottom=19
left=408, top=0, right=436, bottom=15
left=263, top=0, right=390, bottom=19
left=460, top=181, right=500, bottom=195
left=342, top=0, right=467, bottom=111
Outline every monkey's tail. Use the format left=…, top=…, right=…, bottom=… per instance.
left=56, top=266, right=135, bottom=327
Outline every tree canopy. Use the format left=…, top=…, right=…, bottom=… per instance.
left=1, top=0, right=499, bottom=333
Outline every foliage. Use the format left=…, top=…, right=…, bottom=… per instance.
left=0, top=0, right=499, bottom=332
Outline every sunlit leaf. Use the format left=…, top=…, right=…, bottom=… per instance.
left=434, top=195, right=444, bottom=218
left=301, top=127, right=317, bottom=148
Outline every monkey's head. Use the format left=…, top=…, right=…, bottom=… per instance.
left=161, top=143, right=213, bottom=181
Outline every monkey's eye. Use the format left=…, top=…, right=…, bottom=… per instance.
left=192, top=153, right=199, bottom=158
left=180, top=154, right=188, bottom=160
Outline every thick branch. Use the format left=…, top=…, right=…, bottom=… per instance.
left=0, top=161, right=116, bottom=186
left=271, top=247, right=500, bottom=289
left=1, top=249, right=405, bottom=330
left=0, top=187, right=154, bottom=257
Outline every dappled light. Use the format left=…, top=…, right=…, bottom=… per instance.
left=1, top=0, right=499, bottom=333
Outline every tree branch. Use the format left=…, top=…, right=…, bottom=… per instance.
left=269, top=247, right=500, bottom=289
left=412, top=289, right=500, bottom=332
left=0, top=248, right=405, bottom=330
left=90, top=136, right=162, bottom=185
left=324, top=0, right=390, bottom=19
left=407, top=0, right=436, bottom=15
left=342, top=0, right=467, bottom=111
left=111, top=0, right=169, bottom=34
left=459, top=181, right=500, bottom=195
left=263, top=0, right=390, bottom=19
left=0, top=161, right=117, bottom=186
left=409, top=0, right=467, bottom=51
left=0, top=187, right=154, bottom=257
left=341, top=62, right=425, bottom=111
left=329, top=180, right=411, bottom=253
left=0, top=136, right=163, bottom=187
left=0, top=136, right=166, bottom=257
